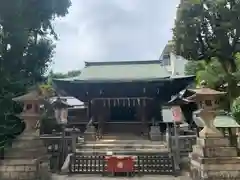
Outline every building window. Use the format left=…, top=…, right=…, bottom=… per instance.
left=162, top=54, right=171, bottom=66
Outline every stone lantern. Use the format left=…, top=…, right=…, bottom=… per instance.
left=0, top=90, right=49, bottom=180
left=189, top=84, right=240, bottom=180
left=13, top=90, right=42, bottom=134
left=189, top=87, right=226, bottom=137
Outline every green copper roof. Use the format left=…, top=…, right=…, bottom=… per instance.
left=194, top=115, right=240, bottom=128
left=75, top=60, right=170, bottom=81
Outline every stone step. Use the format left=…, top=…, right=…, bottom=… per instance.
left=75, top=148, right=170, bottom=155
left=78, top=142, right=167, bottom=148
left=80, top=138, right=165, bottom=144
left=77, top=139, right=167, bottom=148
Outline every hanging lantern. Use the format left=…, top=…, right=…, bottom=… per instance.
left=52, top=97, right=71, bottom=125
left=143, top=88, right=146, bottom=93
left=137, top=99, right=140, bottom=106
left=133, top=99, right=136, bottom=106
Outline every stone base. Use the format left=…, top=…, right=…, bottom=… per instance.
left=190, top=162, right=240, bottom=180
left=0, top=159, right=51, bottom=180
left=84, top=133, right=96, bottom=141
left=190, top=136, right=240, bottom=180
left=84, top=126, right=96, bottom=141
left=149, top=126, right=162, bottom=141
left=196, top=137, right=230, bottom=147
left=4, top=133, right=47, bottom=159
left=0, top=132, right=50, bottom=180
left=192, top=145, right=237, bottom=157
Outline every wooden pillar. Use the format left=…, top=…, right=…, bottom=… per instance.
left=87, top=100, right=92, bottom=120
left=96, top=100, right=105, bottom=139
left=138, top=99, right=149, bottom=136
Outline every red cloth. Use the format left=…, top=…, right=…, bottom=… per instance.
left=105, top=156, right=134, bottom=173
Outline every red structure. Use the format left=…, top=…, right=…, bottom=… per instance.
left=105, top=156, right=135, bottom=173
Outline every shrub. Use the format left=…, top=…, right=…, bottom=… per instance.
left=231, top=97, right=240, bottom=124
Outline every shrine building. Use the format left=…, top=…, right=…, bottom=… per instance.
left=53, top=60, right=195, bottom=137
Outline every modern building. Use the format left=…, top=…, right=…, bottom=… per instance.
left=160, top=40, right=188, bottom=76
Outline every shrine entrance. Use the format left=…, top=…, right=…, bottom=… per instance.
left=89, top=97, right=158, bottom=138
left=110, top=106, right=136, bottom=122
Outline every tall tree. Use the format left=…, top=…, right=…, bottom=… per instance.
left=184, top=60, right=205, bottom=76
left=0, top=0, right=71, bottom=146
left=50, top=70, right=81, bottom=79
left=173, top=0, right=240, bottom=101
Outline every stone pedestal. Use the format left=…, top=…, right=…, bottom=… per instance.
left=149, top=126, right=162, bottom=141
left=190, top=136, right=240, bottom=179
left=0, top=92, right=50, bottom=180
left=188, top=86, right=240, bottom=179
left=84, top=125, right=96, bottom=141
left=0, top=133, right=50, bottom=180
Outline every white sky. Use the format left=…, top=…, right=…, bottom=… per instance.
left=52, top=0, right=180, bottom=73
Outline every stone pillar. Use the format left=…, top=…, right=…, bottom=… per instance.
left=71, top=127, right=80, bottom=153
left=149, top=100, right=162, bottom=141
left=0, top=91, right=49, bottom=180
left=189, top=87, right=240, bottom=179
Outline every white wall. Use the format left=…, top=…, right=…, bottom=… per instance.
left=162, top=53, right=187, bottom=76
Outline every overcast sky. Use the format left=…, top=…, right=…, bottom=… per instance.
left=52, top=0, right=180, bottom=73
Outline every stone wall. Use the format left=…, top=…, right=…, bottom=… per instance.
left=0, top=160, right=51, bottom=180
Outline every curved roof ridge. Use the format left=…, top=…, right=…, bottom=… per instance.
left=85, top=60, right=163, bottom=66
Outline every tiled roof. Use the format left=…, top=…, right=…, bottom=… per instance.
left=74, top=60, right=170, bottom=81
left=49, top=96, right=84, bottom=107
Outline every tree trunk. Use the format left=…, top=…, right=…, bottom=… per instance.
left=226, top=74, right=239, bottom=106
left=220, top=61, right=239, bottom=108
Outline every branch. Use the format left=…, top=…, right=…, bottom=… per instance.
left=197, top=31, right=206, bottom=59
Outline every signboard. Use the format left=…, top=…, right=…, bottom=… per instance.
left=171, top=106, right=182, bottom=122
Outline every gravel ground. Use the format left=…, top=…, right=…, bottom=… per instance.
left=52, top=174, right=191, bottom=180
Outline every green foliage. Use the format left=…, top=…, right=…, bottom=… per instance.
left=173, top=0, right=240, bottom=70
left=50, top=70, right=81, bottom=79
left=174, top=0, right=240, bottom=100
left=231, top=97, right=240, bottom=124
left=185, top=54, right=240, bottom=89
left=196, top=59, right=226, bottom=88
left=0, top=0, right=71, bottom=148
left=184, top=60, right=205, bottom=75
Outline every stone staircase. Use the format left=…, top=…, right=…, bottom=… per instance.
left=76, top=134, right=169, bottom=155
left=68, top=134, right=176, bottom=175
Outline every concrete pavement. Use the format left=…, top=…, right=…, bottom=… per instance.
left=52, top=174, right=191, bottom=180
